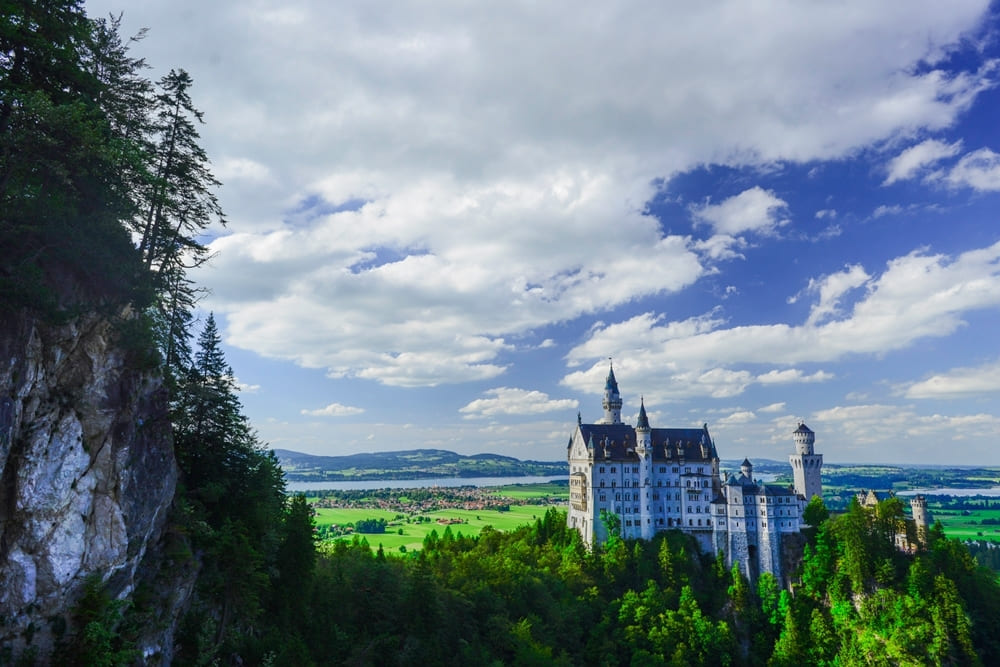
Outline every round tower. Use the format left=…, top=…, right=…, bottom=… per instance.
left=789, top=422, right=823, bottom=500
left=911, top=495, right=931, bottom=545
left=793, top=422, right=815, bottom=455
left=600, top=362, right=622, bottom=424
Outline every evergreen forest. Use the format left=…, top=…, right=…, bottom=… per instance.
left=4, top=2, right=1000, bottom=665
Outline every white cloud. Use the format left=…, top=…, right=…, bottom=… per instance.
left=815, top=209, right=837, bottom=219
left=694, top=234, right=748, bottom=261
left=233, top=378, right=261, bottom=394
left=945, top=147, right=1000, bottom=191
left=812, top=403, right=1000, bottom=450
left=460, top=387, right=579, bottom=418
left=88, top=0, right=999, bottom=390
left=883, top=138, right=962, bottom=184
left=691, top=187, right=790, bottom=236
left=872, top=204, right=904, bottom=218
left=756, top=369, right=834, bottom=384
left=759, top=402, right=787, bottom=413
left=801, top=264, right=871, bottom=326
left=903, top=359, right=1000, bottom=398
left=718, top=410, right=757, bottom=425
left=301, top=403, right=366, bottom=417
left=564, top=241, right=1000, bottom=401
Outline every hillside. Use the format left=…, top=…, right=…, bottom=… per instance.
left=273, top=448, right=565, bottom=481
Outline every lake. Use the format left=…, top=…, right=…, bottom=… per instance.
left=286, top=475, right=566, bottom=492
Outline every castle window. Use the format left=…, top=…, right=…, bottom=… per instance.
left=689, top=519, right=693, bottom=526
left=611, top=467, right=616, bottom=473
left=599, top=466, right=605, bottom=473
left=600, top=480, right=605, bottom=488
left=615, top=493, right=621, bottom=501
left=672, top=467, right=678, bottom=473
left=698, top=519, right=702, bottom=526
left=659, top=467, right=666, bottom=473
left=611, top=481, right=616, bottom=488
left=685, top=467, right=691, bottom=473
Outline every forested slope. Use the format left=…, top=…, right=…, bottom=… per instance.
left=1, top=3, right=302, bottom=663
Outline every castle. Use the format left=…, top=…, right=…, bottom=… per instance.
left=567, top=365, right=822, bottom=581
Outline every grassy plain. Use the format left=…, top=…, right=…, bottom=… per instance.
left=312, top=482, right=568, bottom=553
left=930, top=506, right=1000, bottom=543
left=315, top=503, right=556, bottom=553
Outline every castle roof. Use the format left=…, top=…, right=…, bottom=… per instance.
left=578, top=422, right=717, bottom=461
left=794, top=422, right=814, bottom=434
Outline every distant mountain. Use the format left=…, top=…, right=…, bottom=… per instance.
left=273, top=448, right=566, bottom=481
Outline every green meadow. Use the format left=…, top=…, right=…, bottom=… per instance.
left=931, top=506, right=1000, bottom=543
left=310, top=481, right=569, bottom=553
left=315, top=503, right=556, bottom=553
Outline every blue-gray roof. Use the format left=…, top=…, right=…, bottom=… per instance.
left=578, top=423, right=717, bottom=461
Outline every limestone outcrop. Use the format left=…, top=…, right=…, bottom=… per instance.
left=0, top=311, right=177, bottom=655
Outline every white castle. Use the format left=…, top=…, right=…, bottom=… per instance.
left=567, top=365, right=823, bottom=581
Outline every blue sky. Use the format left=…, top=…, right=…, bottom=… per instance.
left=87, top=0, right=1000, bottom=465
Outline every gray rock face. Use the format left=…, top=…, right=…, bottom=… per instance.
left=0, top=311, right=177, bottom=654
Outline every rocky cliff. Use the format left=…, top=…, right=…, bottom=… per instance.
left=0, top=311, right=179, bottom=657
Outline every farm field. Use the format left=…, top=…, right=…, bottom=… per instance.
left=930, top=506, right=1000, bottom=543
left=315, top=503, right=556, bottom=553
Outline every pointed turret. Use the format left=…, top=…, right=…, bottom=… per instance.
left=636, top=398, right=650, bottom=431
left=599, top=361, right=623, bottom=424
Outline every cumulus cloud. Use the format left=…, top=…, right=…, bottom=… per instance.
left=564, top=241, right=1000, bottom=401
left=691, top=187, right=790, bottom=236
left=883, top=138, right=963, bottom=185
left=300, top=403, right=366, bottom=417
left=799, top=264, right=871, bottom=326
left=459, top=388, right=578, bottom=419
left=89, top=0, right=998, bottom=390
left=903, top=359, right=1000, bottom=398
left=758, top=402, right=787, bottom=413
left=945, top=147, right=1000, bottom=191
left=812, top=403, right=1000, bottom=449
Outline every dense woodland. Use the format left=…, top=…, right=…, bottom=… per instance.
left=5, top=3, right=1000, bottom=665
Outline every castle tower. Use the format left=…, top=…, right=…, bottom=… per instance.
left=789, top=422, right=823, bottom=500
left=635, top=399, right=654, bottom=539
left=740, top=458, right=753, bottom=480
left=600, top=362, right=623, bottom=424
left=911, top=495, right=931, bottom=545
